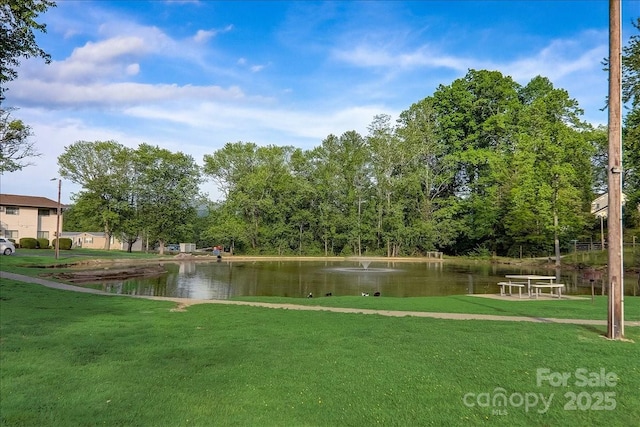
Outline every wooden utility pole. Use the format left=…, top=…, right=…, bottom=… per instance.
left=55, top=179, right=61, bottom=260
left=607, top=0, right=624, bottom=340
left=600, top=214, right=605, bottom=250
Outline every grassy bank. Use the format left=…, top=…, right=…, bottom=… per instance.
left=1, top=280, right=639, bottom=426
left=0, top=248, right=177, bottom=278
left=561, top=246, right=639, bottom=270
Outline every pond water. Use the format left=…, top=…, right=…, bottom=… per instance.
left=91, top=259, right=640, bottom=300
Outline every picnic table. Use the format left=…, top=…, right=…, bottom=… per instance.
left=502, top=275, right=560, bottom=298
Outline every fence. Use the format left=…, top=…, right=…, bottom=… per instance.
left=572, top=239, right=638, bottom=252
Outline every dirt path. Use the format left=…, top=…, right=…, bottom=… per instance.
left=2, top=271, right=638, bottom=327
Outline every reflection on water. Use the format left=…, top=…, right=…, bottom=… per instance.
left=94, top=260, right=639, bottom=300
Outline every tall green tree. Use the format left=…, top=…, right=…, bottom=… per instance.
left=506, top=76, right=593, bottom=261
left=306, top=135, right=345, bottom=255
left=203, top=142, right=299, bottom=253
left=59, top=141, right=201, bottom=252
left=202, top=202, right=246, bottom=255
left=0, top=107, right=39, bottom=173
left=1, top=0, right=56, bottom=99
left=430, top=70, right=521, bottom=254
left=60, top=195, right=103, bottom=232
left=58, top=140, right=133, bottom=249
left=134, top=143, right=202, bottom=254
left=587, top=125, right=609, bottom=195
left=315, top=131, right=371, bottom=255
left=396, top=98, right=460, bottom=254
left=367, top=114, right=403, bottom=256
left=203, top=142, right=259, bottom=251
left=621, top=18, right=640, bottom=229
left=288, top=148, right=319, bottom=255
left=339, top=131, right=371, bottom=256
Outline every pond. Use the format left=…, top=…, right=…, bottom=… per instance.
left=89, top=259, right=640, bottom=300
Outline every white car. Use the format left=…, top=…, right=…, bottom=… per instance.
left=0, top=237, right=16, bottom=255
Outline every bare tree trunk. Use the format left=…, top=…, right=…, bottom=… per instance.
left=299, top=223, right=303, bottom=255
left=554, top=210, right=560, bottom=266
left=104, top=222, right=111, bottom=250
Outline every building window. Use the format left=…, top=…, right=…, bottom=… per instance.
left=4, top=230, right=18, bottom=239
left=84, top=237, right=93, bottom=243
left=38, top=208, right=51, bottom=216
left=37, top=231, right=50, bottom=239
left=5, top=206, right=19, bottom=215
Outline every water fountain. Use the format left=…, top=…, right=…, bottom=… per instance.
left=327, top=257, right=396, bottom=273
left=357, top=258, right=372, bottom=270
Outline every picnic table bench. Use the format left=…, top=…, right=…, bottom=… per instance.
left=503, top=275, right=557, bottom=298
left=497, top=281, right=527, bottom=298
left=531, top=282, right=565, bottom=299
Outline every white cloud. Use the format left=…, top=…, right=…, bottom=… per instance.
left=236, top=58, right=267, bottom=73
left=124, top=100, right=392, bottom=143
left=332, top=30, right=606, bottom=78
left=194, top=29, right=215, bottom=43
left=125, top=63, right=140, bottom=76
left=97, top=23, right=174, bottom=52
left=329, top=29, right=609, bottom=123
left=8, top=80, right=246, bottom=107
left=193, top=24, right=234, bottom=43
left=5, top=24, right=248, bottom=107
left=71, top=36, right=148, bottom=64
left=6, top=18, right=249, bottom=109
left=16, top=36, right=151, bottom=84
left=333, top=45, right=467, bottom=72
left=502, top=32, right=608, bottom=82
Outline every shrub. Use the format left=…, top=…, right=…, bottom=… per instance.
left=19, top=238, right=38, bottom=249
left=53, top=238, right=73, bottom=250
left=37, top=238, right=50, bottom=249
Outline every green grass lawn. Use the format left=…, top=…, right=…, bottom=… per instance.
left=1, top=280, right=638, bottom=426
left=233, top=295, right=640, bottom=322
left=1, top=248, right=170, bottom=266
left=0, top=248, right=175, bottom=279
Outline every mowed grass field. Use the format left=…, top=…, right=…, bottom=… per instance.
left=233, top=294, right=640, bottom=322
left=1, top=279, right=639, bottom=426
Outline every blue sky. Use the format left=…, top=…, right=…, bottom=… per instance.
left=3, top=0, right=639, bottom=203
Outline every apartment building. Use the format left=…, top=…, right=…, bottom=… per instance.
left=0, top=194, right=63, bottom=241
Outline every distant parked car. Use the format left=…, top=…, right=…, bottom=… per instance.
left=167, top=244, right=180, bottom=252
left=0, top=237, right=16, bottom=255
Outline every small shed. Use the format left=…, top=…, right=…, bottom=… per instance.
left=179, top=243, right=196, bottom=253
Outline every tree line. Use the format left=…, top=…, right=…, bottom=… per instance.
left=3, top=3, right=638, bottom=256
left=202, top=71, right=605, bottom=257
left=61, top=70, right=638, bottom=256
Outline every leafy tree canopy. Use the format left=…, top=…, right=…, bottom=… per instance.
left=0, top=107, right=39, bottom=173
left=0, top=0, right=56, bottom=97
